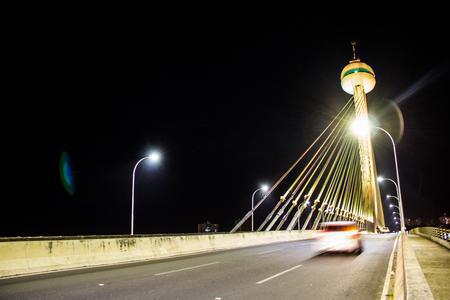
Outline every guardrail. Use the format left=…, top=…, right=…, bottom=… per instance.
left=410, top=226, right=450, bottom=249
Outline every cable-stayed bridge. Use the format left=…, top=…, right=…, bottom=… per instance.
left=231, top=47, right=385, bottom=233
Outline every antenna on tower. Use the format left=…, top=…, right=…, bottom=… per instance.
left=351, top=41, right=358, bottom=60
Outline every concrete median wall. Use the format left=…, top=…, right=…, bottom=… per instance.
left=0, top=231, right=316, bottom=278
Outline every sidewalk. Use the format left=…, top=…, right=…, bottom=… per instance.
left=405, top=234, right=450, bottom=300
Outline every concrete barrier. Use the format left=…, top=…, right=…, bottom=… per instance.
left=381, top=233, right=406, bottom=300
left=393, top=233, right=406, bottom=300
left=0, top=231, right=316, bottom=278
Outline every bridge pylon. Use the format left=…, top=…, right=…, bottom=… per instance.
left=340, top=42, right=385, bottom=232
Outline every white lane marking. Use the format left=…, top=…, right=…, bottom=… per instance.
left=98, top=283, right=105, bottom=286
left=256, top=264, right=302, bottom=284
left=154, top=261, right=221, bottom=276
left=380, top=234, right=399, bottom=299
left=257, top=248, right=284, bottom=255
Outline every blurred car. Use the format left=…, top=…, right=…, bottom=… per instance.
left=314, top=221, right=363, bottom=254
left=378, top=226, right=390, bottom=233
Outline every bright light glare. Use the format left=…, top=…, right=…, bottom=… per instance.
left=261, top=184, right=269, bottom=192
left=147, top=151, right=161, bottom=164
left=377, top=176, right=384, bottom=182
left=350, top=117, right=371, bottom=137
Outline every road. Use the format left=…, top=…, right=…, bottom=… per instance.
left=0, top=233, right=396, bottom=299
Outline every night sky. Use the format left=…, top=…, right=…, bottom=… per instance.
left=2, top=12, right=449, bottom=236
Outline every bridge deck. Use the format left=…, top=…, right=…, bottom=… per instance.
left=0, top=234, right=395, bottom=299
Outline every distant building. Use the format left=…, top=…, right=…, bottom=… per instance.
left=439, top=213, right=449, bottom=225
left=198, top=221, right=218, bottom=233
left=405, top=218, right=413, bottom=226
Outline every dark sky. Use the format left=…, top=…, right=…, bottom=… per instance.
left=2, top=12, right=449, bottom=236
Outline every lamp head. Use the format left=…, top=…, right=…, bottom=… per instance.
left=350, top=117, right=371, bottom=137
left=147, top=151, right=162, bottom=164
left=261, top=184, right=269, bottom=192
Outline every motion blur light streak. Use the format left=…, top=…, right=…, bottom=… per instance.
left=59, top=151, right=75, bottom=196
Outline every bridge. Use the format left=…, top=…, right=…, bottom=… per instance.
left=231, top=44, right=388, bottom=234
left=1, top=49, right=448, bottom=299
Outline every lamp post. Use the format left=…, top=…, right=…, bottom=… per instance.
left=378, top=176, right=405, bottom=233
left=297, top=200, right=310, bottom=230
left=131, top=151, right=161, bottom=235
left=251, top=185, right=269, bottom=232
left=378, top=177, right=399, bottom=195
left=387, top=195, right=399, bottom=201
left=389, top=203, right=400, bottom=210
left=373, top=126, right=405, bottom=232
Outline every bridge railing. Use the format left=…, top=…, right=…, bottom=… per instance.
left=410, top=226, right=450, bottom=249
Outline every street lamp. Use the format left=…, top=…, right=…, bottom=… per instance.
left=378, top=175, right=405, bottom=232
left=131, top=150, right=162, bottom=235
left=350, top=117, right=406, bottom=232
left=251, top=184, right=269, bottom=232
left=297, top=200, right=311, bottom=230
left=373, top=126, right=406, bottom=232
left=389, top=203, right=400, bottom=210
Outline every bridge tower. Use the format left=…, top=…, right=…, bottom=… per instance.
left=340, top=42, right=385, bottom=231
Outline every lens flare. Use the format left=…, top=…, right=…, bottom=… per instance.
left=59, top=151, right=75, bottom=196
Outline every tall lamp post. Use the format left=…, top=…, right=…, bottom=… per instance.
left=373, top=126, right=406, bottom=232
left=251, top=184, right=269, bottom=232
left=131, top=151, right=161, bottom=235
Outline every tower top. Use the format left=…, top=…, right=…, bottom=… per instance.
left=340, top=42, right=376, bottom=94
left=351, top=41, right=358, bottom=61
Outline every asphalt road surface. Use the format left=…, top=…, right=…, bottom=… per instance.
left=0, top=233, right=396, bottom=299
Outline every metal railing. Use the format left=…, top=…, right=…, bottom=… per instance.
left=410, top=226, right=449, bottom=242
